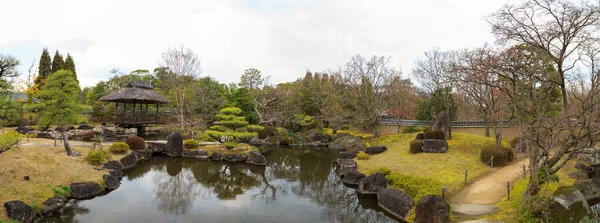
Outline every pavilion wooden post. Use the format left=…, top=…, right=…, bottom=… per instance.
left=156, top=104, right=159, bottom=123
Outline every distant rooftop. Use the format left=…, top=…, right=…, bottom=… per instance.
left=99, top=81, right=169, bottom=104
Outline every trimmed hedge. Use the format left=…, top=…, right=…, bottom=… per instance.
left=125, top=136, right=146, bottom=150
left=401, top=126, right=422, bottom=134
left=183, top=139, right=199, bottom=149
left=109, top=142, right=130, bottom=154
left=410, top=140, right=423, bottom=154
left=480, top=145, right=514, bottom=167
left=424, top=130, right=445, bottom=140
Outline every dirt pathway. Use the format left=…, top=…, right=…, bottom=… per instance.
left=451, top=159, right=530, bottom=205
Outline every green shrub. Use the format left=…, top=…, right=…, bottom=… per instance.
left=247, top=125, right=265, bottom=132
left=86, top=150, right=110, bottom=165
left=258, top=126, right=278, bottom=139
left=510, top=136, right=527, bottom=153
left=224, top=141, right=238, bottom=149
left=0, top=131, right=23, bottom=150
left=219, top=107, right=243, bottom=115
left=410, top=140, right=423, bottom=154
left=209, top=125, right=227, bottom=132
left=369, top=167, right=392, bottom=176
left=236, top=127, right=248, bottom=132
left=401, top=126, right=422, bottom=134
left=424, top=130, right=445, bottom=139
left=480, top=145, right=514, bottom=167
left=220, top=120, right=249, bottom=129
left=183, top=139, right=199, bottom=149
left=422, top=127, right=432, bottom=133
left=357, top=151, right=370, bottom=160
left=109, top=142, right=130, bottom=154
left=509, top=136, right=522, bottom=149
left=194, top=132, right=217, bottom=142
left=125, top=136, right=146, bottom=150
left=231, top=131, right=258, bottom=142
left=387, top=172, right=443, bottom=201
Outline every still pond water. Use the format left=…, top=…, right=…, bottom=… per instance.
left=43, top=147, right=400, bottom=223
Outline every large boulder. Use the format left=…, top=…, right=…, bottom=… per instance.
left=40, top=196, right=68, bottom=215
left=119, top=153, right=138, bottom=171
left=223, top=154, right=247, bottom=162
left=102, top=160, right=122, bottom=172
left=147, top=141, right=167, bottom=153
left=338, top=152, right=357, bottom=159
left=4, top=200, right=35, bottom=222
left=573, top=179, right=600, bottom=203
left=133, top=149, right=152, bottom=160
left=422, top=139, right=448, bottom=153
left=15, top=125, right=28, bottom=134
left=247, top=150, right=267, bottom=166
left=568, top=171, right=588, bottom=180
left=576, top=147, right=600, bottom=166
left=264, top=136, right=280, bottom=145
left=305, top=129, right=328, bottom=143
left=365, top=146, right=387, bottom=155
left=357, top=172, right=388, bottom=195
left=377, top=189, right=414, bottom=220
left=432, top=111, right=450, bottom=140
left=211, top=152, right=222, bottom=161
left=336, top=159, right=357, bottom=173
left=103, top=174, right=121, bottom=190
left=414, top=195, right=451, bottom=223
left=109, top=170, right=123, bottom=179
left=182, top=150, right=209, bottom=160
left=547, top=186, right=594, bottom=223
left=341, top=170, right=366, bottom=185
left=329, top=135, right=365, bottom=152
left=77, top=124, right=93, bottom=130
left=166, top=132, right=183, bottom=157
left=69, top=182, right=104, bottom=199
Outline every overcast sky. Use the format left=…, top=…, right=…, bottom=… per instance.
left=0, top=0, right=521, bottom=88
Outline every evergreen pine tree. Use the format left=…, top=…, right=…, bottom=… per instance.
left=51, top=50, right=64, bottom=74
left=37, top=48, right=52, bottom=87
left=64, top=54, right=77, bottom=82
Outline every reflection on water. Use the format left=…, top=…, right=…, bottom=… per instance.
left=44, top=148, right=399, bottom=223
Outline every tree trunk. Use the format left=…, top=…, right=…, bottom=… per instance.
left=396, top=117, right=402, bottom=134
left=524, top=180, right=541, bottom=197
left=62, top=128, right=73, bottom=156
left=495, top=112, right=504, bottom=146
left=484, top=117, right=490, bottom=137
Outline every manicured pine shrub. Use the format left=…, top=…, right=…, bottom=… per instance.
left=424, top=130, right=445, bottom=140
left=480, top=145, right=515, bottom=167
left=410, top=140, right=424, bottom=154
left=109, top=142, right=130, bottom=154
left=125, top=136, right=146, bottom=150
left=183, top=139, right=199, bottom=149
left=247, top=125, right=265, bottom=132
left=209, top=125, right=227, bottom=132
left=195, top=132, right=217, bottom=142
left=357, top=151, right=370, bottom=160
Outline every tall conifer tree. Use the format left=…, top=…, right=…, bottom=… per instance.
left=37, top=48, right=52, bottom=87
left=64, top=54, right=77, bottom=82
left=51, top=50, right=64, bottom=74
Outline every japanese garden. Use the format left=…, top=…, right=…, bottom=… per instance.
left=1, top=0, right=600, bottom=222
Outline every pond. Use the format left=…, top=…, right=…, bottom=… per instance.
left=41, top=147, right=400, bottom=223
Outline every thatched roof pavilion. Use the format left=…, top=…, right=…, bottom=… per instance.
left=99, top=81, right=169, bottom=127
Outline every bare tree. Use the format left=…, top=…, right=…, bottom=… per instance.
left=158, top=46, right=202, bottom=132
left=488, top=0, right=600, bottom=108
left=412, top=49, right=456, bottom=138
left=453, top=47, right=507, bottom=144
left=387, top=77, right=416, bottom=134
left=338, top=55, right=400, bottom=136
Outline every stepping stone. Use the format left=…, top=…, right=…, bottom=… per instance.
left=452, top=203, right=498, bottom=217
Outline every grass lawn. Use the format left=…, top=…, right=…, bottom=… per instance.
left=484, top=160, right=578, bottom=223
left=0, top=145, right=107, bottom=221
left=356, top=132, right=509, bottom=200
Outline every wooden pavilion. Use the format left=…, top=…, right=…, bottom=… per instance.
left=99, top=81, right=169, bottom=134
